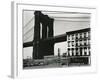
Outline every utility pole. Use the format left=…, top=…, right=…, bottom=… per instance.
left=58, top=48, right=61, bottom=66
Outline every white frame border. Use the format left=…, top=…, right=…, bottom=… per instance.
left=11, top=1, right=97, bottom=78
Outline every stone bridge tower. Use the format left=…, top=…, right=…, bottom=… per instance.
left=33, top=11, right=54, bottom=59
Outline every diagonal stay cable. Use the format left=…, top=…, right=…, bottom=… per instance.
left=24, top=26, right=34, bottom=36
left=23, top=17, right=34, bottom=28
left=24, top=31, right=34, bottom=42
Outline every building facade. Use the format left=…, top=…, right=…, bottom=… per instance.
left=66, top=28, right=91, bottom=65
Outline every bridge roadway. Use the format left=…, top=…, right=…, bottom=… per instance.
left=23, top=33, right=66, bottom=48
left=23, top=28, right=90, bottom=48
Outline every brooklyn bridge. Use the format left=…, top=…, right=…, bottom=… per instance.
left=23, top=11, right=67, bottom=59
left=23, top=11, right=91, bottom=68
